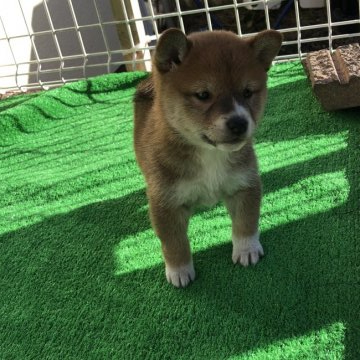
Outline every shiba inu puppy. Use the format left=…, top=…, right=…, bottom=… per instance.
left=133, top=28, right=282, bottom=287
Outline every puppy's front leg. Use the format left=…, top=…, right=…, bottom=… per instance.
left=224, top=179, right=263, bottom=267
left=149, top=198, right=195, bottom=287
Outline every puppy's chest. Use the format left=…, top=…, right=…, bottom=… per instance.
left=173, top=152, right=250, bottom=207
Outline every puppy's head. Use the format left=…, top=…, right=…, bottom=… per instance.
left=153, top=29, right=282, bottom=152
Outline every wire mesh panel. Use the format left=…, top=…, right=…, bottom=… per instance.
left=0, top=0, right=359, bottom=93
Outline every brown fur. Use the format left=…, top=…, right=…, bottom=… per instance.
left=133, top=29, right=282, bottom=287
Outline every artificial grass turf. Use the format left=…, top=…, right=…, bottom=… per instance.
left=1, top=62, right=359, bottom=360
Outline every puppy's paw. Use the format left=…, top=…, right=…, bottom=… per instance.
left=165, top=261, right=195, bottom=288
left=232, top=233, right=264, bottom=267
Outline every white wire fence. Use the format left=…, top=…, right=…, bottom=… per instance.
left=0, top=0, right=359, bottom=93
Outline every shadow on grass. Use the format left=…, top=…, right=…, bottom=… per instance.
left=1, top=188, right=359, bottom=359
left=1, top=77, right=360, bottom=359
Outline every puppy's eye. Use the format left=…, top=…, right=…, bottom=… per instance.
left=243, top=88, right=253, bottom=99
left=194, top=91, right=211, bottom=101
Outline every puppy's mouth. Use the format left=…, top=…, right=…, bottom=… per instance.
left=202, top=134, right=245, bottom=147
left=202, top=134, right=216, bottom=147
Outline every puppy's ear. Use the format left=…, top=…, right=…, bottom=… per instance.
left=250, top=30, right=283, bottom=71
left=154, top=28, right=191, bottom=73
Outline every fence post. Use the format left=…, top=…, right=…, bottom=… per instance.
left=111, top=0, right=151, bottom=71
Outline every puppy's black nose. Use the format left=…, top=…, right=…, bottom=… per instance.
left=226, top=116, right=248, bottom=136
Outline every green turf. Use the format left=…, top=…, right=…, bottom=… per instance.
left=1, top=62, right=359, bottom=359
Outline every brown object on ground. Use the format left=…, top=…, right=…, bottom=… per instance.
left=0, top=88, right=41, bottom=100
left=303, top=43, right=360, bottom=111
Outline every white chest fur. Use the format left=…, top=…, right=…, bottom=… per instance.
left=173, top=149, right=252, bottom=207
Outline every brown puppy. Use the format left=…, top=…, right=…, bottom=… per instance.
left=133, top=29, right=282, bottom=287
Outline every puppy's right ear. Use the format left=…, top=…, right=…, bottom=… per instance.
left=249, top=30, right=283, bottom=71
left=154, top=29, right=191, bottom=73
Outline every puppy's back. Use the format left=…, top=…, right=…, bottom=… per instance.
left=134, top=75, right=154, bottom=104
left=133, top=75, right=154, bottom=165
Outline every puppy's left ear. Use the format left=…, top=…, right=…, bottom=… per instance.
left=154, top=28, right=191, bottom=73
left=250, top=30, right=283, bottom=71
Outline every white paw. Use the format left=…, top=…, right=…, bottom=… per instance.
left=165, top=261, right=195, bottom=288
left=232, top=232, right=264, bottom=267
